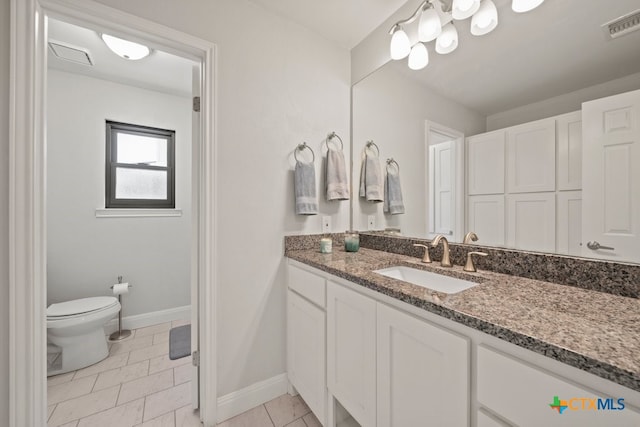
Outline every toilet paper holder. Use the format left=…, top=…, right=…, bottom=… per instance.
left=109, top=276, right=133, bottom=341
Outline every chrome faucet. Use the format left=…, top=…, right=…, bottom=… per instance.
left=431, top=235, right=452, bottom=267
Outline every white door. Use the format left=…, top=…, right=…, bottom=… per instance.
left=377, top=304, right=469, bottom=427
left=326, top=282, right=376, bottom=427
left=287, top=290, right=326, bottom=425
left=582, top=89, right=640, bottom=263
left=190, top=64, right=201, bottom=409
left=429, top=141, right=455, bottom=239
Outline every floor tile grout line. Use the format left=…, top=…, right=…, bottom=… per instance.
left=263, top=403, right=277, bottom=427
left=47, top=374, right=99, bottom=407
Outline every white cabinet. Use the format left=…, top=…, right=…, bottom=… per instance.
left=507, top=193, right=556, bottom=252
left=376, top=304, right=469, bottom=427
left=288, top=290, right=326, bottom=425
left=477, top=345, right=640, bottom=427
left=467, top=195, right=505, bottom=247
left=557, top=191, right=582, bottom=256
left=467, top=130, right=505, bottom=195
left=557, top=111, right=582, bottom=191
left=327, top=281, right=376, bottom=427
left=506, top=118, right=556, bottom=193
left=287, top=263, right=327, bottom=426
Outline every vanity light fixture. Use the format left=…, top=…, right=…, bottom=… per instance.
left=512, top=0, right=545, bottom=14
left=471, top=0, right=498, bottom=36
left=390, top=0, right=544, bottom=69
left=408, top=42, right=429, bottom=70
left=101, top=34, right=150, bottom=60
left=390, top=25, right=411, bottom=60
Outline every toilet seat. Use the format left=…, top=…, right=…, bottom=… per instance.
left=47, top=296, right=119, bottom=319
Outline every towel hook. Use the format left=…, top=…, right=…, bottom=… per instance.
left=294, top=142, right=315, bottom=163
left=365, top=140, right=380, bottom=156
left=326, top=131, right=344, bottom=151
left=386, top=158, right=400, bottom=173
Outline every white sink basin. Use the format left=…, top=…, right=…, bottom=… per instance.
left=373, top=266, right=478, bottom=294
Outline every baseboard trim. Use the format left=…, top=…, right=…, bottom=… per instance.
left=217, top=373, right=289, bottom=423
left=104, top=305, right=191, bottom=334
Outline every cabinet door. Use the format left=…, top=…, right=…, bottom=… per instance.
left=556, top=191, right=582, bottom=256
left=377, top=304, right=469, bottom=427
left=327, top=282, right=376, bottom=427
left=507, top=118, right=556, bottom=193
left=477, top=345, right=640, bottom=427
left=467, top=195, right=505, bottom=247
left=467, top=131, right=505, bottom=195
left=556, top=111, right=582, bottom=191
left=287, top=290, right=326, bottom=425
left=582, top=89, right=640, bottom=263
left=507, top=193, right=556, bottom=252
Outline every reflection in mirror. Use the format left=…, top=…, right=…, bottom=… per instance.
left=352, top=0, right=640, bottom=264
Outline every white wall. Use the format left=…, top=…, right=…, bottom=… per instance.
left=93, top=0, right=351, bottom=398
left=487, top=71, right=640, bottom=131
left=0, top=0, right=10, bottom=422
left=47, top=69, right=192, bottom=316
left=353, top=62, right=486, bottom=237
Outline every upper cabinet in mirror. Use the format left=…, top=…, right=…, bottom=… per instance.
left=351, top=0, right=640, bottom=264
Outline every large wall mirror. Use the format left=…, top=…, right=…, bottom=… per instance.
left=351, top=0, right=640, bottom=264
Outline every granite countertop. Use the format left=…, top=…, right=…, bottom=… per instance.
left=286, top=247, right=640, bottom=392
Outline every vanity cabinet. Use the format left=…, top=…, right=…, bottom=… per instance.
left=477, top=345, right=640, bottom=426
left=287, top=264, right=327, bottom=425
left=326, top=281, right=377, bottom=427
left=377, top=303, right=469, bottom=427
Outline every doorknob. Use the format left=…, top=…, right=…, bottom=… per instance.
left=586, top=241, right=615, bottom=251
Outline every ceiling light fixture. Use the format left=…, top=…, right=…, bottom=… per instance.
left=101, top=34, right=150, bottom=60
left=390, top=0, right=543, bottom=70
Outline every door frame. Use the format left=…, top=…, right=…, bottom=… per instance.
left=424, top=121, right=465, bottom=242
left=9, top=1, right=218, bottom=426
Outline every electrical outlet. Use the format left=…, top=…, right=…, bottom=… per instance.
left=368, top=215, right=376, bottom=230
left=322, top=216, right=332, bottom=233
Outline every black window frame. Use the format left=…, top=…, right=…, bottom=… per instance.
left=105, top=120, right=176, bottom=209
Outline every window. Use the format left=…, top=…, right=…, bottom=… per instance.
left=105, top=121, right=175, bottom=208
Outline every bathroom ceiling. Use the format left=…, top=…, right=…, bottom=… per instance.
left=248, top=0, right=409, bottom=49
left=47, top=18, right=194, bottom=97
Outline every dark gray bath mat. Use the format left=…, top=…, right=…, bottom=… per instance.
left=169, top=324, right=191, bottom=360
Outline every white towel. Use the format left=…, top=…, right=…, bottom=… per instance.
left=326, top=148, right=349, bottom=201
left=359, top=152, right=383, bottom=202
left=384, top=168, right=405, bottom=215
left=294, top=161, right=318, bottom=215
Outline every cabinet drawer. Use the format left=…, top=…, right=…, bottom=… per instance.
left=477, top=345, right=640, bottom=426
left=288, top=264, right=326, bottom=308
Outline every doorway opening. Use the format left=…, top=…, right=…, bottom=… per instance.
left=9, top=1, right=217, bottom=426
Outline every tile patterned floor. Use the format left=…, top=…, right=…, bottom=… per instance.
left=47, top=319, right=321, bottom=427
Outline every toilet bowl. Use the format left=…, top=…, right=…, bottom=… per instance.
left=47, top=296, right=121, bottom=376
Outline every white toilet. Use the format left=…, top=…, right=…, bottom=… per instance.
left=47, top=296, right=121, bottom=376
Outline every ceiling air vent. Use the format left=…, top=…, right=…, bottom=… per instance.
left=602, top=9, right=640, bottom=40
left=48, top=40, right=94, bottom=66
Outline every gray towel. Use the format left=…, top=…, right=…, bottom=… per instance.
left=359, top=153, right=383, bottom=202
left=326, top=148, right=349, bottom=201
left=295, top=161, right=318, bottom=215
left=384, top=169, right=405, bottom=215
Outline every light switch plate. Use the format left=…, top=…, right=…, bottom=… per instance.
left=368, top=215, right=375, bottom=230
left=322, top=216, right=331, bottom=233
